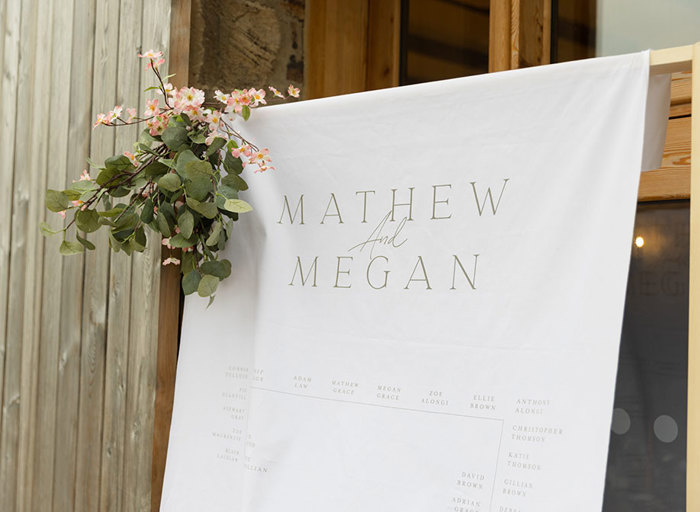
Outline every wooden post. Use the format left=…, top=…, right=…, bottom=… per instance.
left=688, top=41, right=700, bottom=512
left=151, top=1, right=190, bottom=511
left=489, top=0, right=551, bottom=72
left=305, top=0, right=400, bottom=99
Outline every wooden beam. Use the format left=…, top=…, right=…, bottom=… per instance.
left=650, top=45, right=693, bottom=75
left=490, top=0, right=551, bottom=72
left=638, top=116, right=691, bottom=201
left=151, top=1, right=190, bottom=511
left=489, top=0, right=511, bottom=72
left=687, top=41, right=700, bottom=512
left=366, top=0, right=401, bottom=90
left=305, top=0, right=370, bottom=99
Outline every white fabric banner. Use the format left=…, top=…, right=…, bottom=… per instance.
left=161, top=52, right=669, bottom=512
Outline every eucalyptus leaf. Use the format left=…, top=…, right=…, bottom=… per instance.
left=143, top=160, right=168, bottom=177
left=158, top=173, right=182, bottom=192
left=133, top=226, right=147, bottom=249
left=182, top=270, right=201, bottom=295
left=222, top=173, right=248, bottom=191
left=96, top=167, right=119, bottom=186
left=162, top=124, right=188, bottom=151
left=140, top=198, right=154, bottom=223
left=59, top=240, right=84, bottom=255
left=105, top=155, right=132, bottom=171
left=181, top=251, right=196, bottom=275
left=76, top=233, right=96, bottom=250
left=86, top=156, right=102, bottom=169
left=169, top=234, right=196, bottom=248
left=70, top=180, right=99, bottom=194
left=206, top=137, right=226, bottom=156
left=45, top=190, right=70, bottom=212
left=200, top=259, right=231, bottom=279
left=98, top=204, right=127, bottom=217
left=157, top=214, right=171, bottom=237
left=197, top=274, right=219, bottom=297
left=175, top=150, right=200, bottom=177
left=188, top=131, right=207, bottom=144
left=186, top=197, right=218, bottom=219
left=223, top=152, right=243, bottom=175
left=178, top=209, right=194, bottom=238
left=39, top=221, right=62, bottom=237
left=223, top=199, right=253, bottom=214
left=76, top=209, right=101, bottom=233
left=206, top=221, right=222, bottom=246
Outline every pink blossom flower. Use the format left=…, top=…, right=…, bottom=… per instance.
left=72, top=200, right=82, bottom=207
left=144, top=98, right=159, bottom=118
left=58, top=210, right=66, bottom=219
left=124, top=151, right=138, bottom=167
left=162, top=257, right=180, bottom=266
left=187, top=105, right=206, bottom=123
left=146, top=57, right=165, bottom=70
left=231, top=144, right=252, bottom=159
left=93, top=113, right=109, bottom=128
left=205, top=109, right=221, bottom=130
left=287, top=84, right=300, bottom=98
left=126, top=107, right=137, bottom=123
left=226, top=90, right=251, bottom=114
left=138, top=49, right=163, bottom=59
left=157, top=83, right=176, bottom=105
left=162, top=238, right=173, bottom=249
left=79, top=169, right=91, bottom=181
left=176, top=87, right=205, bottom=110
left=108, top=105, right=123, bottom=122
left=214, top=90, right=230, bottom=104
left=251, top=148, right=271, bottom=165
left=268, top=86, right=284, bottom=99
left=250, top=88, right=266, bottom=107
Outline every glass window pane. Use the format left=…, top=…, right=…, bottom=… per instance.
left=552, top=0, right=700, bottom=62
left=400, top=0, right=490, bottom=85
left=604, top=201, right=689, bottom=511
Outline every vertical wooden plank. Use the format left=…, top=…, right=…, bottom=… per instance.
left=32, top=0, right=75, bottom=509
left=517, top=0, right=551, bottom=67
left=122, top=1, right=170, bottom=509
left=489, top=0, right=512, bottom=72
left=0, top=3, right=21, bottom=493
left=366, top=0, right=401, bottom=91
left=509, top=0, right=520, bottom=69
left=688, top=41, right=700, bottom=512
left=73, top=1, right=119, bottom=510
left=17, top=0, right=55, bottom=509
left=0, top=0, right=6, bottom=101
left=99, top=0, right=143, bottom=510
left=0, top=0, right=36, bottom=509
left=490, top=0, right=551, bottom=71
left=52, top=0, right=95, bottom=509
left=151, top=2, right=190, bottom=510
left=305, top=0, right=370, bottom=98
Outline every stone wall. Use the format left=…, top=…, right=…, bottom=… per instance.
left=189, top=0, right=304, bottom=97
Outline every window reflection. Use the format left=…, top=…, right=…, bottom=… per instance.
left=400, top=0, right=490, bottom=85
left=604, top=201, right=688, bottom=511
left=552, top=0, right=700, bottom=62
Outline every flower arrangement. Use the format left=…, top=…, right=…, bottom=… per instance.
left=42, top=50, right=300, bottom=301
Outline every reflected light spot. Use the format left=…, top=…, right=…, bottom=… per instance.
left=634, top=236, right=644, bottom=248
left=654, top=415, right=678, bottom=443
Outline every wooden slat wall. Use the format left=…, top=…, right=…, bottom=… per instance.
left=0, top=1, right=172, bottom=510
